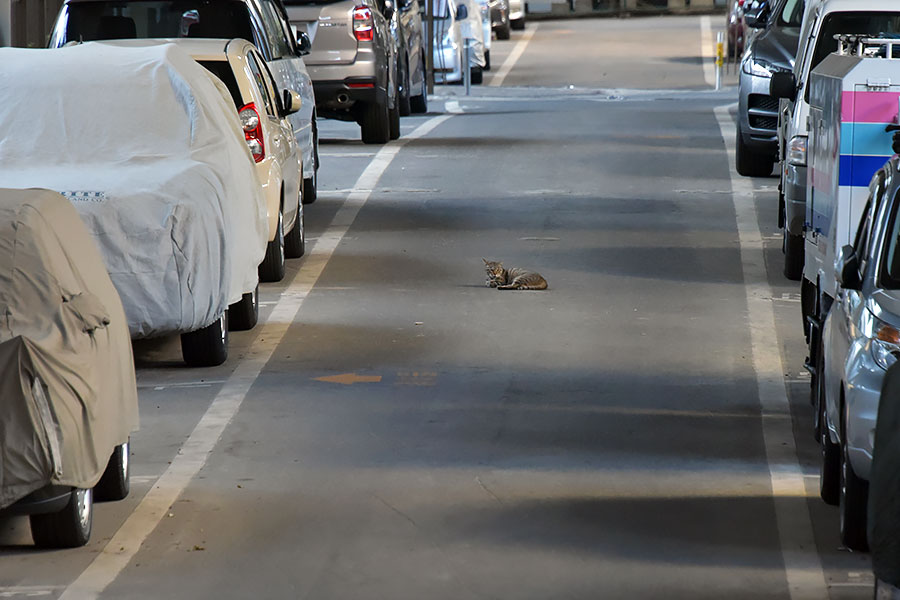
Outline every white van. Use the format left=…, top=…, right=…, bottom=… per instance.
left=771, top=0, right=900, bottom=283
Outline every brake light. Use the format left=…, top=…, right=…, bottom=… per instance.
left=239, top=103, right=265, bottom=163
left=352, top=6, right=374, bottom=42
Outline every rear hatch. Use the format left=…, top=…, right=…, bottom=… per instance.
left=283, top=0, right=359, bottom=65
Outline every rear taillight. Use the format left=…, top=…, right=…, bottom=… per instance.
left=239, top=103, right=265, bottom=163
left=352, top=6, right=374, bottom=42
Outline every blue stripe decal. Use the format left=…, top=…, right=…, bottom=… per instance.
left=840, top=122, right=896, bottom=156
left=839, top=155, right=893, bottom=187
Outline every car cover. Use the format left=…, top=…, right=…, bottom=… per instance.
left=870, top=361, right=900, bottom=587
left=0, top=42, right=268, bottom=338
left=0, top=189, right=139, bottom=509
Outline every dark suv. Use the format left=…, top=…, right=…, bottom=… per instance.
left=49, top=0, right=321, bottom=202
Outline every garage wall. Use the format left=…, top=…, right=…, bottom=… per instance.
left=1, top=0, right=62, bottom=47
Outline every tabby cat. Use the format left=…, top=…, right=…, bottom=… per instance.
left=483, top=259, right=548, bottom=290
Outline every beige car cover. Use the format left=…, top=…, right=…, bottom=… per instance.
left=0, top=189, right=139, bottom=509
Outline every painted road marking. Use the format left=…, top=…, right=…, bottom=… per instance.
left=57, top=114, right=454, bottom=600
left=488, top=23, right=538, bottom=87
left=314, top=373, right=383, bottom=385
left=396, top=371, right=438, bottom=386
left=700, top=16, right=716, bottom=88
left=715, top=104, right=828, bottom=600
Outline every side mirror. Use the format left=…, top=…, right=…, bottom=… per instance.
left=456, top=4, right=468, bottom=20
left=383, top=0, right=395, bottom=19
left=836, top=245, right=862, bottom=291
left=295, top=30, right=312, bottom=56
left=282, top=89, right=303, bottom=116
left=770, top=70, right=797, bottom=101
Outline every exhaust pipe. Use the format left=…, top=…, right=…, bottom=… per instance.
left=336, top=93, right=350, bottom=105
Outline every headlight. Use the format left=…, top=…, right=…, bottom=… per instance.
left=788, top=135, right=807, bottom=167
left=742, top=57, right=776, bottom=78
left=861, top=309, right=900, bottom=370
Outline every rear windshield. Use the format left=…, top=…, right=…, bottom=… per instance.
left=52, top=1, right=255, bottom=46
left=777, top=0, right=803, bottom=28
left=198, top=60, right=242, bottom=108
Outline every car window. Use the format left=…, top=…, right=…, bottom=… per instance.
left=261, top=0, right=299, bottom=54
left=805, top=12, right=900, bottom=101
left=198, top=59, right=243, bottom=108
left=52, top=1, right=257, bottom=46
left=854, top=172, right=886, bottom=278
left=777, top=0, right=803, bottom=27
left=246, top=50, right=277, bottom=117
left=879, top=186, right=900, bottom=289
left=256, top=0, right=293, bottom=59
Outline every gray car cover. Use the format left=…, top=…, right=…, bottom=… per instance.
left=0, top=189, right=139, bottom=509
left=0, top=43, right=268, bottom=338
left=871, top=361, right=900, bottom=587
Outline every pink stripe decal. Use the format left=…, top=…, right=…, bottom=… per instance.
left=842, top=91, right=900, bottom=124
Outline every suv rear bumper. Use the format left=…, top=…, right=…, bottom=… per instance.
left=312, top=78, right=387, bottom=112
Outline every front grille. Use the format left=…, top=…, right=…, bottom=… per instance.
left=749, top=94, right=779, bottom=113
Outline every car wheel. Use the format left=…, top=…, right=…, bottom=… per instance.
left=360, top=100, right=390, bottom=144
left=285, top=205, right=305, bottom=259
left=735, top=127, right=774, bottom=177
left=783, top=226, right=803, bottom=281
left=484, top=50, right=491, bottom=71
left=839, top=427, right=869, bottom=551
left=388, top=91, right=401, bottom=140
left=228, top=285, right=259, bottom=331
left=259, top=209, right=286, bottom=283
left=30, top=488, right=93, bottom=548
left=303, top=120, right=318, bottom=205
left=399, top=57, right=412, bottom=117
left=511, top=16, right=524, bottom=30
left=471, top=66, right=484, bottom=85
left=819, top=399, right=840, bottom=505
left=410, top=90, right=428, bottom=114
left=181, top=312, right=228, bottom=367
left=94, top=439, right=130, bottom=502
left=496, top=19, right=511, bottom=40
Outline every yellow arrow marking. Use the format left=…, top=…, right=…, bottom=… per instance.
left=314, top=373, right=383, bottom=385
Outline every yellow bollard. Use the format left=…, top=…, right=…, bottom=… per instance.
left=715, top=32, right=724, bottom=90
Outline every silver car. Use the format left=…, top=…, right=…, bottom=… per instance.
left=284, top=0, right=406, bottom=144
left=820, top=160, right=900, bottom=552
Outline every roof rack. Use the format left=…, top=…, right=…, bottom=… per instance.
left=835, top=35, right=900, bottom=59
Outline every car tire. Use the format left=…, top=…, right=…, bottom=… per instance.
left=360, top=100, right=390, bottom=144
left=783, top=227, right=803, bottom=281
left=228, top=285, right=259, bottom=331
left=181, top=312, right=228, bottom=367
left=30, top=488, right=92, bottom=548
left=819, top=405, right=840, bottom=506
left=285, top=205, right=305, bottom=259
left=94, top=439, right=130, bottom=502
left=511, top=16, right=524, bottom=30
left=389, top=93, right=401, bottom=140
left=839, top=428, right=869, bottom=551
left=410, top=90, right=428, bottom=114
left=259, top=209, right=286, bottom=282
left=735, top=127, right=774, bottom=177
left=471, top=66, right=483, bottom=85
left=496, top=19, right=511, bottom=40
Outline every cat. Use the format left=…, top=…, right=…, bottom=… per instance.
left=483, top=259, right=548, bottom=290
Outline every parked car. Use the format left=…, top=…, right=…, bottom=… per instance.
left=0, top=188, right=138, bottom=548
left=283, top=0, right=405, bottom=143
left=820, top=160, right=900, bottom=552
left=870, top=362, right=900, bottom=596
left=395, top=0, right=428, bottom=114
left=50, top=0, right=321, bottom=204
left=428, top=0, right=467, bottom=84
left=478, top=0, right=492, bottom=70
left=490, top=0, right=510, bottom=40
left=735, top=0, right=803, bottom=177
left=170, top=38, right=305, bottom=290
left=770, top=0, right=900, bottom=280
left=456, top=0, right=486, bottom=83
left=508, top=0, right=524, bottom=30
left=0, top=42, right=269, bottom=367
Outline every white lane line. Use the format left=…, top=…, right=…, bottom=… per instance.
left=715, top=104, right=828, bottom=600
left=488, top=23, right=538, bottom=87
left=57, top=113, right=454, bottom=600
left=700, top=16, right=716, bottom=88
left=445, top=100, right=463, bottom=114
